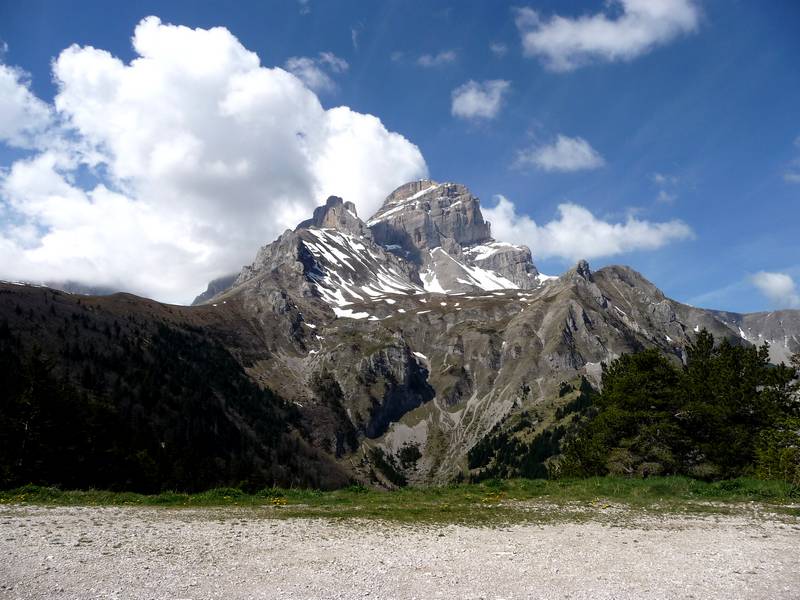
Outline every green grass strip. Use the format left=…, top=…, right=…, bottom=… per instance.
left=2, top=477, right=797, bottom=525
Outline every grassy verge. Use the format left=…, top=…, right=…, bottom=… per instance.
left=1, top=477, right=797, bottom=525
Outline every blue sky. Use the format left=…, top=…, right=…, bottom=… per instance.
left=0, top=0, right=798, bottom=309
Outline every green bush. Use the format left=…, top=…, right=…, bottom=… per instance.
left=756, top=418, right=800, bottom=486
left=562, top=332, right=798, bottom=481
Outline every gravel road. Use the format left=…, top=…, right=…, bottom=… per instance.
left=1, top=504, right=799, bottom=599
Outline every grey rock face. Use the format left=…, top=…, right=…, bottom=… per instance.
left=368, top=180, right=542, bottom=293
left=418, top=246, right=534, bottom=294
left=215, top=200, right=423, bottom=318
left=234, top=228, right=306, bottom=288
left=324, top=336, right=435, bottom=438
left=297, top=196, right=372, bottom=239
left=369, top=180, right=488, bottom=256
left=709, top=309, right=800, bottom=364
left=461, top=242, right=541, bottom=289
left=369, top=180, right=491, bottom=254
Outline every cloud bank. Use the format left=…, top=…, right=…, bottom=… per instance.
left=515, top=0, right=700, bottom=71
left=483, top=195, right=693, bottom=262
left=0, top=17, right=427, bottom=303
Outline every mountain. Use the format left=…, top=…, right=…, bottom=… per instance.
left=2, top=179, right=798, bottom=490
left=707, top=309, right=800, bottom=365
left=201, top=180, right=551, bottom=305
left=45, top=281, right=121, bottom=296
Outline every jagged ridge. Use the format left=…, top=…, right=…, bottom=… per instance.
left=199, top=180, right=551, bottom=310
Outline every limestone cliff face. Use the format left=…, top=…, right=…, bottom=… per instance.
left=367, top=180, right=542, bottom=293
left=196, top=180, right=546, bottom=305
left=297, top=196, right=372, bottom=239
left=369, top=180, right=491, bottom=254
left=461, top=242, right=543, bottom=289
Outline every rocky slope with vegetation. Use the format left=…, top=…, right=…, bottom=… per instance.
left=1, top=179, right=798, bottom=491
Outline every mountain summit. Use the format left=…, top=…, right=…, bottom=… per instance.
left=200, top=180, right=551, bottom=310
left=296, top=196, right=371, bottom=239
left=369, top=180, right=544, bottom=292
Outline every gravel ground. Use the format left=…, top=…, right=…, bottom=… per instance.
left=1, top=504, right=799, bottom=599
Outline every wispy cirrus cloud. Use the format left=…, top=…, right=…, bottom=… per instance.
left=489, top=42, right=508, bottom=58
left=417, top=50, right=457, bottom=68
left=285, top=51, right=349, bottom=93
left=653, top=172, right=679, bottom=204
left=784, top=135, right=800, bottom=183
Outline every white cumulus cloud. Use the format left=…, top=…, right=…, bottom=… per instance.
left=515, top=135, right=604, bottom=172
left=751, top=272, right=800, bottom=309
left=515, top=0, right=700, bottom=72
left=0, top=17, right=427, bottom=303
left=483, top=195, right=693, bottom=262
left=451, top=79, right=510, bottom=120
left=285, top=51, right=348, bottom=93
left=0, top=62, right=52, bottom=148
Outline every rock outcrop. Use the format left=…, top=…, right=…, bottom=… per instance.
left=369, top=180, right=491, bottom=254
left=297, top=196, right=372, bottom=239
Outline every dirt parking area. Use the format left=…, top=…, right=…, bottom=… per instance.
left=1, top=504, right=799, bottom=599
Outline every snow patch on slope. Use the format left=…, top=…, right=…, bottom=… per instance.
left=423, top=248, right=518, bottom=293
left=463, top=241, right=517, bottom=261
left=299, top=227, right=425, bottom=318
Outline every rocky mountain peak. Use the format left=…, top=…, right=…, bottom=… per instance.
left=574, top=260, right=593, bottom=281
left=364, top=180, right=545, bottom=293
left=383, top=179, right=441, bottom=204
left=297, top=195, right=371, bottom=239
left=368, top=180, right=491, bottom=254
left=199, top=180, right=554, bottom=306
